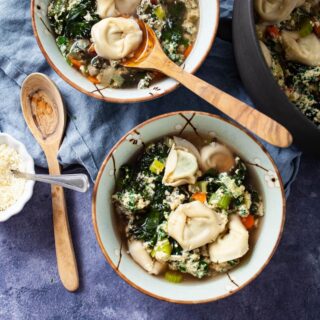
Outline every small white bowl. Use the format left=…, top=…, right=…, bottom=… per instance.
left=0, top=133, right=35, bottom=222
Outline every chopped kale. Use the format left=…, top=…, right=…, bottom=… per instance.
left=130, top=210, right=164, bottom=246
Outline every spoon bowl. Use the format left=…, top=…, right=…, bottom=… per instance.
left=20, top=73, right=66, bottom=147
left=122, top=21, right=293, bottom=148
left=20, top=73, right=79, bottom=292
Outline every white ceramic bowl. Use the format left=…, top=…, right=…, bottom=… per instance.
left=31, top=0, right=219, bottom=103
left=0, top=134, right=35, bottom=222
left=92, top=111, right=286, bottom=303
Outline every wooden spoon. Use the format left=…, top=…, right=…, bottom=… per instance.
left=123, top=22, right=293, bottom=148
left=20, top=73, right=79, bottom=292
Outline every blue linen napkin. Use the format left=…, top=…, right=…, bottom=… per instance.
left=0, top=0, right=301, bottom=195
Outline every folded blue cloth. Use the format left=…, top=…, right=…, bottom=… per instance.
left=0, top=0, right=301, bottom=195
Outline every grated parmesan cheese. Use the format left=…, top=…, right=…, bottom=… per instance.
left=0, top=144, right=26, bottom=211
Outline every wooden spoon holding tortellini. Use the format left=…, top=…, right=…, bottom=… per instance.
left=91, top=16, right=292, bottom=148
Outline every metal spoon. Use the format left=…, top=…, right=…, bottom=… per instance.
left=122, top=21, right=293, bottom=148
left=20, top=73, right=79, bottom=292
left=12, top=170, right=90, bottom=193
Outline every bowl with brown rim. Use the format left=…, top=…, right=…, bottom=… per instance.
left=92, top=111, right=286, bottom=303
left=31, top=0, right=219, bottom=103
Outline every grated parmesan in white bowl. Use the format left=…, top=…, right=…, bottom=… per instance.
left=0, top=133, right=35, bottom=222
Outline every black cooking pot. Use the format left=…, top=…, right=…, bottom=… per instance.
left=233, top=0, right=320, bottom=155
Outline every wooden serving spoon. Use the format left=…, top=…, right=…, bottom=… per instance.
left=20, top=73, right=79, bottom=292
left=123, top=22, right=293, bottom=148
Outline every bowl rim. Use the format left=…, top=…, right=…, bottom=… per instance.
left=0, top=133, right=35, bottom=222
left=31, top=0, right=220, bottom=104
left=92, top=110, right=286, bottom=304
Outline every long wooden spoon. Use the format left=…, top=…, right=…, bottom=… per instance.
left=20, top=73, right=79, bottom=292
left=123, top=22, right=293, bottom=148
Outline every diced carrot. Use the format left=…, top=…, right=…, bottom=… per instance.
left=87, top=76, right=100, bottom=84
left=184, top=44, right=193, bottom=58
left=266, top=25, right=280, bottom=38
left=69, top=57, right=83, bottom=69
left=241, top=215, right=255, bottom=230
left=191, top=192, right=207, bottom=203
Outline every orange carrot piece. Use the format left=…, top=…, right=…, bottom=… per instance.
left=241, top=215, right=255, bottom=230
left=87, top=76, right=100, bottom=84
left=184, top=44, right=193, bottom=58
left=69, top=57, right=83, bottom=69
left=266, top=25, right=280, bottom=38
left=191, top=192, right=207, bottom=203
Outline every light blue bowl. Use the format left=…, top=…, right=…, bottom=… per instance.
left=92, top=111, right=285, bottom=303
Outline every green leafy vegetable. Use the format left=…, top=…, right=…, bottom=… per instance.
left=130, top=210, right=163, bottom=245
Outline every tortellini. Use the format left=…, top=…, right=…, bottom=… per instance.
left=167, top=201, right=228, bottom=251
left=128, top=240, right=166, bottom=275
left=96, top=0, right=141, bottom=18
left=254, top=0, right=305, bottom=23
left=116, top=0, right=141, bottom=15
left=91, top=17, right=143, bottom=60
left=281, top=31, right=320, bottom=67
left=173, top=136, right=202, bottom=164
left=200, top=142, right=235, bottom=173
left=209, top=215, right=249, bottom=263
left=259, top=41, right=272, bottom=68
left=163, top=138, right=201, bottom=186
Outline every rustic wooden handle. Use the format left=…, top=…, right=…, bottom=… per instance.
left=46, top=152, right=79, bottom=292
left=160, top=60, right=292, bottom=148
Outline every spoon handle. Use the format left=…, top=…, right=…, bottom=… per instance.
left=160, top=60, right=292, bottom=148
left=13, top=171, right=90, bottom=193
left=46, top=155, right=79, bottom=292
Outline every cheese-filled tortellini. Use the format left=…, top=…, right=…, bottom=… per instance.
left=96, top=0, right=141, bottom=18
left=281, top=31, right=320, bottom=67
left=128, top=240, right=166, bottom=275
left=259, top=41, right=272, bottom=68
left=163, top=138, right=201, bottom=186
left=209, top=215, right=249, bottom=263
left=168, top=201, right=228, bottom=251
left=254, top=0, right=305, bottom=23
left=200, top=142, right=235, bottom=173
left=96, top=0, right=118, bottom=18
left=116, top=0, right=141, bottom=15
left=173, top=136, right=202, bottom=164
left=91, top=17, right=143, bottom=60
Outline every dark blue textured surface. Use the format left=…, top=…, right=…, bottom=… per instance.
left=0, top=156, right=319, bottom=319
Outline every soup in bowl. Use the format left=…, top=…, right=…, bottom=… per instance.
left=92, top=111, right=286, bottom=303
left=31, top=0, right=219, bottom=103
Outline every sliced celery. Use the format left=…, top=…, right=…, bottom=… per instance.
left=154, top=6, right=166, bottom=20
left=209, top=192, right=232, bottom=210
left=299, top=20, right=313, bottom=37
left=154, top=239, right=172, bottom=256
left=165, top=271, right=183, bottom=283
left=149, top=159, right=165, bottom=174
left=196, top=181, right=208, bottom=193
left=218, top=194, right=232, bottom=210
